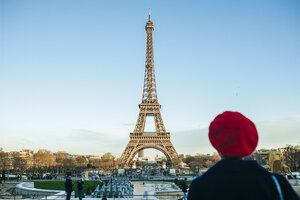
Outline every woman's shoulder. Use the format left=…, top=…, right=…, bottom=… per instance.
left=271, top=173, right=300, bottom=200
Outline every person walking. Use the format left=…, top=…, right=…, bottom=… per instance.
left=181, top=178, right=188, bottom=200
left=2, top=170, right=5, bottom=183
left=65, top=176, right=73, bottom=200
left=188, top=111, right=299, bottom=200
left=77, top=178, right=84, bottom=200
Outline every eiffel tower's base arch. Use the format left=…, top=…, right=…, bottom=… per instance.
left=120, top=141, right=179, bottom=167
left=129, top=145, right=171, bottom=163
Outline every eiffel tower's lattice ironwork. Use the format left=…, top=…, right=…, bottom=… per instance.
left=120, top=10, right=179, bottom=167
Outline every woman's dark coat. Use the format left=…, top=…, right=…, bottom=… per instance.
left=65, top=179, right=74, bottom=193
left=188, top=159, right=299, bottom=200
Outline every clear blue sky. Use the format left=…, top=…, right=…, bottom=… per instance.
left=1, top=0, right=299, bottom=156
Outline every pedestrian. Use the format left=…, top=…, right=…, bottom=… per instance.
left=77, top=178, right=84, bottom=200
left=66, top=169, right=72, bottom=177
left=188, top=111, right=299, bottom=200
left=65, top=176, right=73, bottom=200
left=181, top=178, right=188, bottom=200
left=2, top=170, right=5, bottom=183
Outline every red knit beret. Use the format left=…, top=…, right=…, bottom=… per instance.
left=209, top=111, right=258, bottom=158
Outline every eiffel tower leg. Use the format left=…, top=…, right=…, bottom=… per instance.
left=134, top=111, right=146, bottom=133
left=120, top=142, right=135, bottom=167
left=165, top=142, right=179, bottom=162
left=154, top=111, right=166, bottom=132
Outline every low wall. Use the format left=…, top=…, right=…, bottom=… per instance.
left=155, top=190, right=183, bottom=200
left=15, top=182, right=66, bottom=199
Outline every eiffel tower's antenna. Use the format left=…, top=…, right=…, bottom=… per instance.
left=143, top=8, right=156, bottom=102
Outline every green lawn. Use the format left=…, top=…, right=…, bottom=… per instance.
left=34, top=180, right=102, bottom=196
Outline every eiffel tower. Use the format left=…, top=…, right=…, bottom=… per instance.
left=120, top=10, right=179, bottom=167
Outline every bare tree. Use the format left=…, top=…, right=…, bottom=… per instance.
left=62, top=158, right=76, bottom=169
left=283, top=145, right=300, bottom=172
left=12, top=156, right=27, bottom=172
left=34, top=149, right=56, bottom=172
left=0, top=148, right=9, bottom=171
left=0, top=148, right=10, bottom=182
left=55, top=151, right=68, bottom=165
left=101, top=153, right=115, bottom=168
left=75, top=156, right=88, bottom=168
left=183, top=153, right=221, bottom=170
